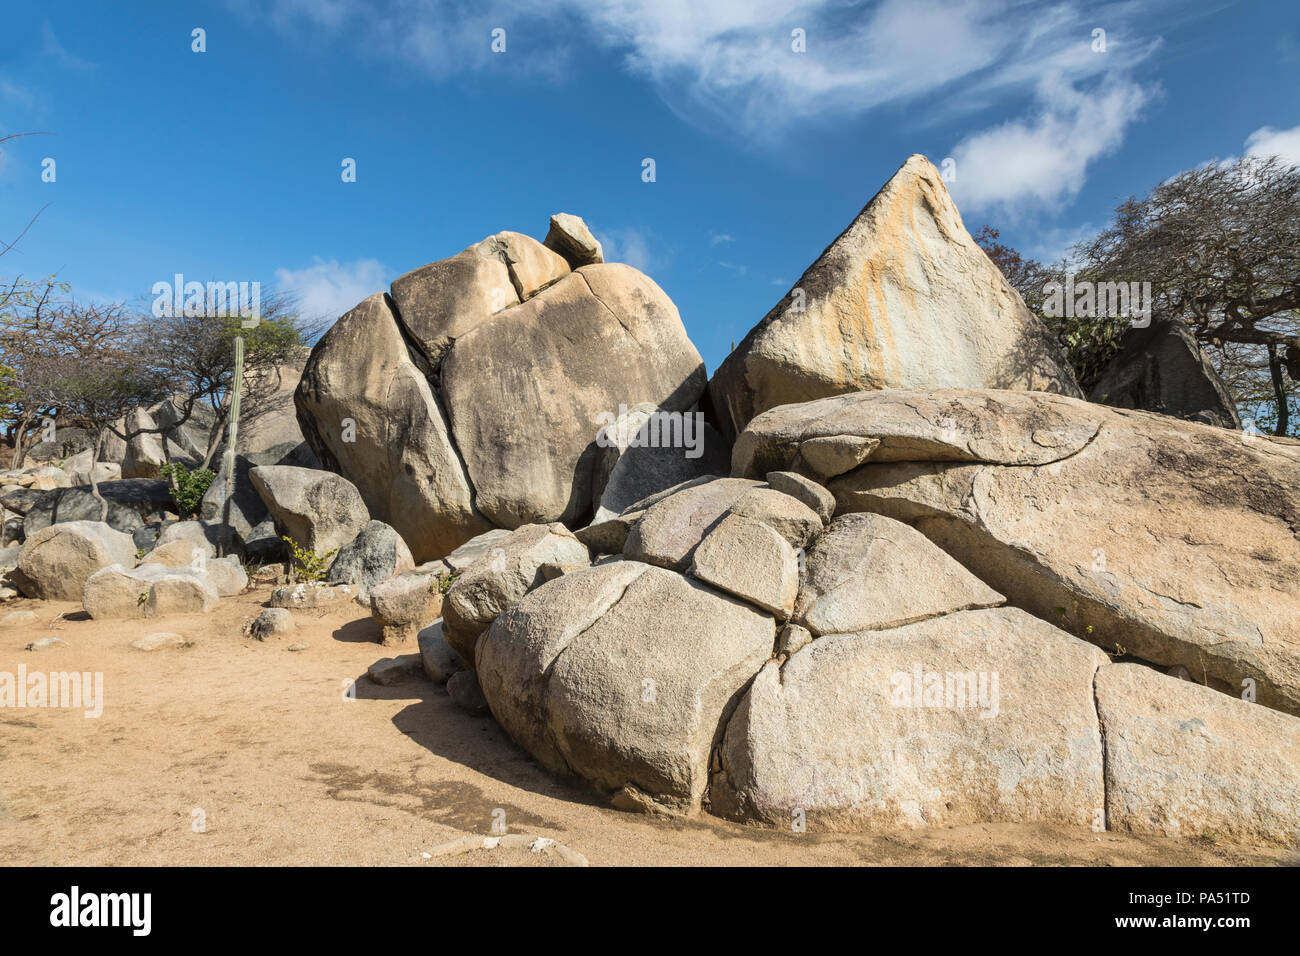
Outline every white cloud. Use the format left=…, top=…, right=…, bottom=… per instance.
left=1245, top=125, right=1300, bottom=167
left=274, top=257, right=389, bottom=321
left=947, top=75, right=1150, bottom=216
left=709, top=232, right=735, bottom=246
left=591, top=226, right=657, bottom=274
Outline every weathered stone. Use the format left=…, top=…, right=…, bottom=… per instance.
left=708, top=155, right=1079, bottom=442
left=748, top=389, right=1300, bottom=716
left=726, top=487, right=823, bottom=549
left=441, top=264, right=707, bottom=528
left=390, top=232, right=569, bottom=370
left=326, top=520, right=415, bottom=591
left=294, top=293, right=491, bottom=562
left=13, top=521, right=136, bottom=601
left=1095, top=663, right=1300, bottom=847
left=369, top=570, right=443, bottom=646
left=83, top=562, right=219, bottom=618
left=543, top=213, right=604, bottom=268
left=442, top=523, right=589, bottom=665
left=477, top=562, right=775, bottom=814
left=0, top=485, right=44, bottom=516
left=442, top=528, right=512, bottom=572
left=246, top=608, right=295, bottom=641
left=713, top=608, right=1108, bottom=831
left=590, top=403, right=730, bottom=523
left=1, top=610, right=37, bottom=627
left=269, top=581, right=352, bottom=609
left=417, top=620, right=464, bottom=684
left=690, top=514, right=798, bottom=618
left=793, top=513, right=1004, bottom=636
left=204, top=556, right=248, bottom=597
left=121, top=408, right=167, bottom=479
left=23, top=480, right=174, bottom=537
left=446, top=669, right=490, bottom=715
left=249, top=465, right=369, bottom=555
left=622, top=477, right=760, bottom=571
left=764, top=471, right=835, bottom=524
left=141, top=538, right=214, bottom=568
left=1090, top=318, right=1241, bottom=429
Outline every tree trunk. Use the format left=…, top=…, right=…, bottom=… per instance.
left=90, top=428, right=109, bottom=523
left=1268, top=344, right=1290, bottom=437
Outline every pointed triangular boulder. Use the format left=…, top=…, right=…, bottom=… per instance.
left=708, top=154, right=1080, bottom=441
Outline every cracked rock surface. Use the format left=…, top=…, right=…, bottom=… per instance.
left=736, top=387, right=1300, bottom=718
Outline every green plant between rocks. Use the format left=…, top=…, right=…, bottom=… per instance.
left=283, top=535, right=337, bottom=583
left=159, top=461, right=216, bottom=519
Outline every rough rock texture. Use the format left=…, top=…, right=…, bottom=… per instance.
left=390, top=232, right=569, bottom=370
left=294, top=293, right=490, bottom=562
left=589, top=403, right=730, bottom=523
left=734, top=388, right=1300, bottom=716
left=442, top=523, right=589, bottom=665
left=12, top=521, right=137, bottom=601
left=725, top=487, right=823, bottom=549
left=712, top=608, right=1109, bottom=830
left=1096, top=664, right=1300, bottom=847
left=441, top=264, right=706, bottom=528
left=24, top=480, right=174, bottom=537
left=543, top=213, right=604, bottom=268
left=369, top=570, right=444, bottom=646
left=764, top=471, right=835, bottom=523
left=246, top=607, right=295, bottom=641
left=1089, top=318, right=1241, bottom=429
left=446, top=669, right=490, bottom=715
left=622, top=477, right=760, bottom=571
left=140, top=538, right=214, bottom=568
left=249, top=465, right=369, bottom=555
left=708, top=155, right=1079, bottom=442
left=476, top=562, right=775, bottom=814
left=689, top=513, right=798, bottom=618
left=793, top=513, right=1003, bottom=635
left=83, top=562, right=219, bottom=618
left=121, top=408, right=167, bottom=479
left=326, top=520, right=415, bottom=591
left=418, top=620, right=465, bottom=684
left=199, top=441, right=317, bottom=560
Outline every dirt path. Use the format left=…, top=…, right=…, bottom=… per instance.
left=0, top=588, right=1293, bottom=867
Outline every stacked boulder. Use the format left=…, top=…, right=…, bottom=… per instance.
left=294, top=215, right=716, bottom=563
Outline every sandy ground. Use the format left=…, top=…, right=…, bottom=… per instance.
left=1, top=587, right=1295, bottom=868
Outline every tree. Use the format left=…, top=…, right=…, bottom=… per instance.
left=147, top=291, right=323, bottom=468
left=1073, top=155, right=1300, bottom=433
left=977, top=155, right=1300, bottom=433
left=23, top=301, right=175, bottom=519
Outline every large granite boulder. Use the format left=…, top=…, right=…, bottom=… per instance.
left=82, top=562, right=220, bottom=618
left=296, top=222, right=707, bottom=561
left=23, top=479, right=174, bottom=537
left=326, top=520, right=415, bottom=591
left=1089, top=317, right=1241, bottom=429
left=734, top=388, right=1300, bottom=716
left=476, top=561, right=775, bottom=814
left=294, top=292, right=492, bottom=563
left=12, top=521, right=137, bottom=601
left=248, top=465, right=369, bottom=555
left=442, top=522, right=590, bottom=665
left=712, top=608, right=1109, bottom=831
left=1096, top=663, right=1300, bottom=847
left=707, top=155, right=1079, bottom=442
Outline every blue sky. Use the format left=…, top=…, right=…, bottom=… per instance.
left=1, top=0, right=1298, bottom=373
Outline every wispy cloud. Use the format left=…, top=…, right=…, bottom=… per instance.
left=709, top=232, right=735, bottom=246
left=1245, top=125, right=1300, bottom=167
left=947, top=74, right=1152, bottom=216
left=274, top=257, right=390, bottom=321
left=236, top=0, right=1168, bottom=212
left=41, top=23, right=96, bottom=71
left=591, top=225, right=658, bottom=274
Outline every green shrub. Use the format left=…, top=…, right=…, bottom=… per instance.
left=160, top=461, right=216, bottom=518
left=283, top=535, right=337, bottom=583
